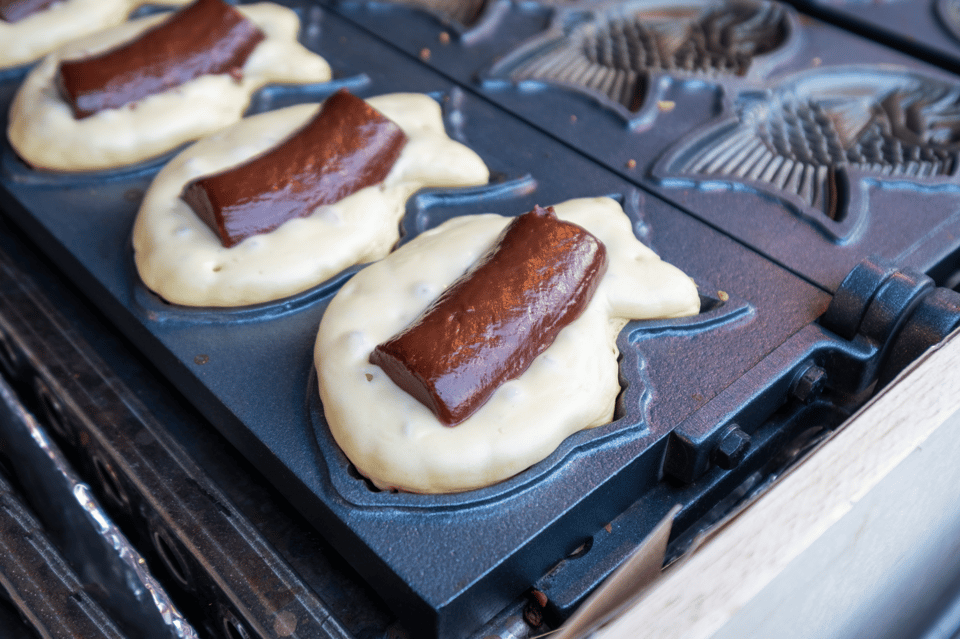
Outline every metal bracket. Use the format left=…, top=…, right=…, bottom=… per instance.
left=821, top=256, right=960, bottom=391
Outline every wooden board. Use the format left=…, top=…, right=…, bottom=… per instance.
left=593, top=330, right=960, bottom=639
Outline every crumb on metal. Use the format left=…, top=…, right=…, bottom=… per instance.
left=420, top=47, right=431, bottom=61
left=439, top=31, right=450, bottom=45
left=570, top=114, right=577, bottom=123
left=626, top=159, right=637, bottom=169
left=604, top=523, right=612, bottom=534
left=718, top=290, right=729, bottom=301
left=523, top=602, right=544, bottom=628
left=657, top=100, right=675, bottom=112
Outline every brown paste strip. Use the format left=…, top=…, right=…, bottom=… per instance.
left=181, top=89, right=408, bottom=248
left=56, top=0, right=265, bottom=119
left=370, top=205, right=609, bottom=426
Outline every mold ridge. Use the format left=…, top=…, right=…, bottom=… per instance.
left=655, top=66, right=960, bottom=241
left=486, top=0, right=794, bottom=118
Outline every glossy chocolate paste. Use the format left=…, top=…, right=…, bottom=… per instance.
left=55, top=0, right=265, bottom=119
left=370, top=205, right=609, bottom=426
left=0, top=0, right=56, bottom=22
left=181, top=89, right=408, bottom=248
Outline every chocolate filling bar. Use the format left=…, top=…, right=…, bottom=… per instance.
left=56, top=0, right=265, bottom=119
left=370, top=205, right=609, bottom=426
left=181, top=89, right=409, bottom=248
left=0, top=0, right=56, bottom=22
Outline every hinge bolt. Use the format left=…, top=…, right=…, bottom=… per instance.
left=712, top=425, right=751, bottom=470
left=792, top=365, right=827, bottom=404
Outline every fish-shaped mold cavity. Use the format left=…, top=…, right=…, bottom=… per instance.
left=486, top=0, right=796, bottom=118
left=657, top=67, right=960, bottom=238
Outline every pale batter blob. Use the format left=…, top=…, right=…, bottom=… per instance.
left=133, top=93, right=490, bottom=306
left=315, top=197, right=701, bottom=494
left=7, top=2, right=332, bottom=171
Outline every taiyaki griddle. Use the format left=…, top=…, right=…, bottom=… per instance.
left=2, top=1, right=960, bottom=638
left=331, top=0, right=960, bottom=292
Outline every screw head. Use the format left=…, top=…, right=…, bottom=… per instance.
left=712, top=425, right=751, bottom=470
left=792, top=365, right=827, bottom=404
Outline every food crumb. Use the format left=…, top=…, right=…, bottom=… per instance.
left=194, top=354, right=210, bottom=365
left=523, top=604, right=543, bottom=628
left=657, top=100, right=675, bottom=112
left=420, top=47, right=431, bottom=61
left=439, top=31, right=450, bottom=45
left=626, top=159, right=637, bottom=169
left=604, top=523, right=612, bottom=533
left=570, top=114, right=577, bottom=123
left=718, top=290, right=729, bottom=302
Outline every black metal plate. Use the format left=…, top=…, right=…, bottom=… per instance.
left=0, top=2, right=941, bottom=637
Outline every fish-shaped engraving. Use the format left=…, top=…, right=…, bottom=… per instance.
left=486, top=0, right=795, bottom=118
left=656, top=67, right=960, bottom=239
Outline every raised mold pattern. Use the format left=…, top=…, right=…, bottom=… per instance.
left=486, top=0, right=796, bottom=119
left=656, top=67, right=960, bottom=240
